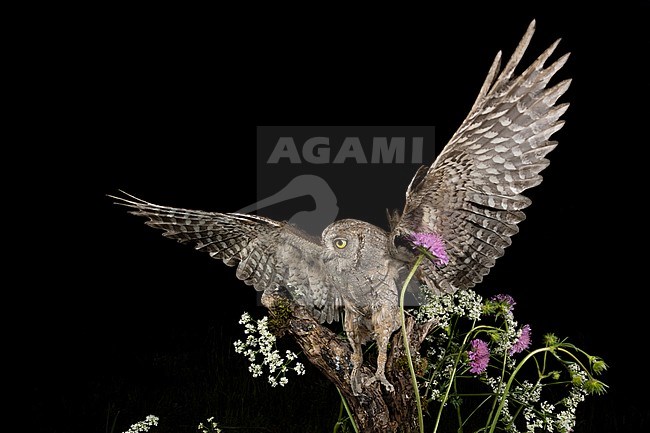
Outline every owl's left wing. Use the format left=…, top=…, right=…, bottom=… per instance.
left=112, top=192, right=342, bottom=323
left=391, top=21, right=570, bottom=294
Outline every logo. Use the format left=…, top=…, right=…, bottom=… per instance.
left=241, top=126, right=436, bottom=236
left=266, top=136, right=425, bottom=164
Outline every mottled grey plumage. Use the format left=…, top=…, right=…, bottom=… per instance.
left=113, top=21, right=569, bottom=395
left=390, top=21, right=570, bottom=295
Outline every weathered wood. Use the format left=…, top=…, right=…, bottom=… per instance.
left=262, top=291, right=436, bottom=433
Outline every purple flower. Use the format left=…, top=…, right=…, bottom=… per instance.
left=468, top=339, right=490, bottom=374
left=491, top=294, right=517, bottom=311
left=410, top=232, right=449, bottom=266
left=509, top=324, right=531, bottom=355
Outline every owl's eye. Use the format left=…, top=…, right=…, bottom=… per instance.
left=334, top=238, right=348, bottom=249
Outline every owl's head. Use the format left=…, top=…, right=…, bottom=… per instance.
left=321, top=219, right=385, bottom=273
left=322, top=219, right=363, bottom=271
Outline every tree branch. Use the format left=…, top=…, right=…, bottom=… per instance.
left=261, top=292, right=438, bottom=432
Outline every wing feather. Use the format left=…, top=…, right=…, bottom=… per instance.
left=112, top=192, right=342, bottom=323
left=393, top=21, right=570, bottom=294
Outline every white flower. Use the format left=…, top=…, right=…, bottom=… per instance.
left=456, top=290, right=483, bottom=320
left=540, top=401, right=555, bottom=414
left=122, top=415, right=159, bottom=433
left=554, top=409, right=577, bottom=432
left=512, top=380, right=541, bottom=404
left=197, top=416, right=222, bottom=433
left=234, top=312, right=306, bottom=387
left=249, top=364, right=263, bottom=377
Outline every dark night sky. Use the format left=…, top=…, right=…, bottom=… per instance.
left=22, top=4, right=647, bottom=432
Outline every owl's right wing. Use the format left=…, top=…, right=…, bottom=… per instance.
left=112, top=192, right=342, bottom=323
left=390, top=21, right=570, bottom=294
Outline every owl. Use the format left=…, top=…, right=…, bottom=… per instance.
left=113, top=21, right=569, bottom=396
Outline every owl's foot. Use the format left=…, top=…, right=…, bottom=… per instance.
left=365, top=373, right=395, bottom=393
left=379, top=375, right=395, bottom=393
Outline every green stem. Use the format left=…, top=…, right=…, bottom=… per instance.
left=333, top=398, right=344, bottom=433
left=336, top=387, right=359, bottom=433
left=462, top=395, right=493, bottom=428
left=400, top=253, right=425, bottom=433
left=487, top=347, right=552, bottom=433
left=453, top=377, right=464, bottom=433
left=483, top=319, right=514, bottom=433
left=556, top=347, right=591, bottom=377
left=433, top=321, right=474, bottom=433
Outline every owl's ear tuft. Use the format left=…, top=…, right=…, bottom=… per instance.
left=386, top=209, right=401, bottom=232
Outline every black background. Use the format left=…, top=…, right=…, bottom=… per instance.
left=23, top=3, right=647, bottom=432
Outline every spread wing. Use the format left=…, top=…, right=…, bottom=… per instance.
left=391, top=20, right=570, bottom=294
left=112, top=192, right=342, bottom=323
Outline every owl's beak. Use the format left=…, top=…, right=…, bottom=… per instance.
left=390, top=230, right=417, bottom=262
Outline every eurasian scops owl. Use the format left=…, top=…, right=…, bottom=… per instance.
left=114, top=21, right=569, bottom=396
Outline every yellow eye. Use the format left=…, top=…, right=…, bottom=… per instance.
left=334, top=238, right=347, bottom=249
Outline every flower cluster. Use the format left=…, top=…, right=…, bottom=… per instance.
left=417, top=288, right=483, bottom=327
left=414, top=289, right=607, bottom=433
left=553, top=364, right=588, bottom=432
left=233, top=312, right=305, bottom=387
left=122, top=415, right=159, bottom=433
left=509, top=324, right=531, bottom=355
left=197, top=416, right=222, bottom=433
left=481, top=294, right=532, bottom=359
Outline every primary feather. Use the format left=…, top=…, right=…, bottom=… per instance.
left=392, top=20, right=570, bottom=294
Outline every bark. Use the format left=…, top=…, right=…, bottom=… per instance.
left=262, top=292, right=436, bottom=433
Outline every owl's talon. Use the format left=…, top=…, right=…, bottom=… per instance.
left=363, top=373, right=394, bottom=393
left=376, top=374, right=395, bottom=393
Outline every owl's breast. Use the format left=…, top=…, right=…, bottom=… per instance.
left=341, top=267, right=399, bottom=311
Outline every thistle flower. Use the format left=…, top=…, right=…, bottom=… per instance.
left=510, top=324, right=531, bottom=355
left=410, top=232, right=449, bottom=266
left=468, top=339, right=490, bottom=374
left=491, top=294, right=517, bottom=311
